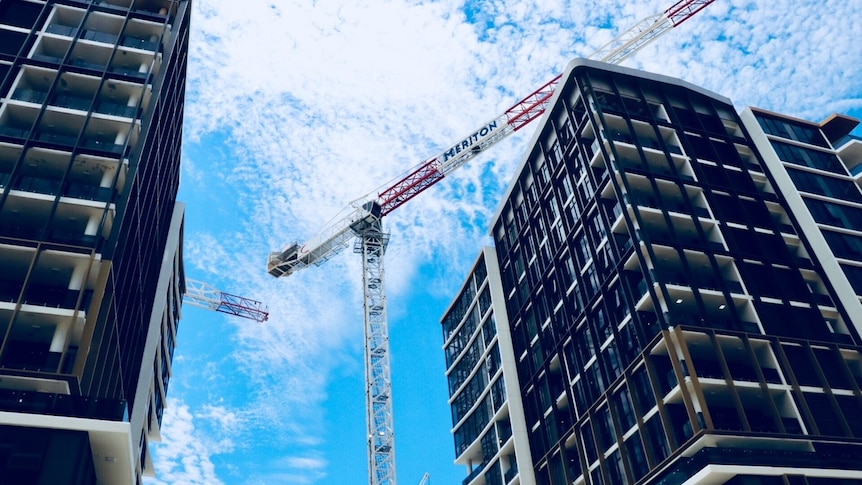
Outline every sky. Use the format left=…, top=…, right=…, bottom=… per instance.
left=144, top=0, right=862, bottom=484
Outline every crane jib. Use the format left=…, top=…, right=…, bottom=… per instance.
left=442, top=120, right=500, bottom=162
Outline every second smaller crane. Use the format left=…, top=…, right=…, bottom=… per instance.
left=184, top=278, right=269, bottom=322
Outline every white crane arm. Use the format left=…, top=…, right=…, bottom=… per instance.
left=184, top=278, right=269, bottom=322
left=268, top=201, right=381, bottom=278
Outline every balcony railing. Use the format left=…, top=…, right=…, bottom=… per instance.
left=45, top=24, right=79, bottom=37
left=14, top=88, right=141, bottom=119
left=22, top=285, right=94, bottom=310
left=0, top=279, right=94, bottom=309
left=1, top=170, right=113, bottom=203
left=0, top=341, right=77, bottom=373
left=33, top=131, right=127, bottom=155
left=0, top=125, right=30, bottom=139
left=65, top=182, right=114, bottom=202
left=120, top=35, right=160, bottom=51
left=12, top=174, right=62, bottom=196
left=31, top=54, right=150, bottom=80
left=0, top=388, right=126, bottom=422
left=68, top=0, right=173, bottom=19
left=1, top=223, right=101, bottom=249
left=462, top=464, right=485, bottom=485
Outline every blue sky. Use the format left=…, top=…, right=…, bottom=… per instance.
left=144, top=0, right=862, bottom=484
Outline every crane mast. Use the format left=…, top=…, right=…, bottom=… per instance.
left=268, top=2, right=715, bottom=484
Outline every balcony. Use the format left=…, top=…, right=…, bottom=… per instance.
left=0, top=388, right=126, bottom=422
left=504, top=463, right=518, bottom=484
left=30, top=131, right=128, bottom=156
left=68, top=0, right=175, bottom=19
left=14, top=88, right=92, bottom=114
left=24, top=284, right=93, bottom=310
left=0, top=125, right=30, bottom=140
left=0, top=341, right=76, bottom=374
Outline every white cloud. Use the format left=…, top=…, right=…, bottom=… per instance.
left=162, top=0, right=862, bottom=482
left=146, top=401, right=225, bottom=485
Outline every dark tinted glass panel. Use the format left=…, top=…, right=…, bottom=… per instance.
left=823, top=230, right=862, bottom=260
left=841, top=264, right=862, bottom=295
left=772, top=140, right=845, bottom=174
left=804, top=198, right=862, bottom=230
left=757, top=302, right=826, bottom=340
left=806, top=393, right=846, bottom=436
left=814, top=348, right=850, bottom=388
left=0, top=0, right=41, bottom=29
left=786, top=167, right=862, bottom=203
left=0, top=30, right=27, bottom=55
left=782, top=345, right=821, bottom=386
left=757, top=114, right=830, bottom=148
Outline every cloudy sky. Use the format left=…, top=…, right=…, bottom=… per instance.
left=145, top=0, right=862, bottom=484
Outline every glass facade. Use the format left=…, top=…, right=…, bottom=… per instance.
left=752, top=109, right=862, bottom=299
left=484, top=60, right=862, bottom=484
left=0, top=0, right=189, bottom=483
left=442, top=249, right=524, bottom=485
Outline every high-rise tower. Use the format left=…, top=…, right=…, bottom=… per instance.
left=0, top=1, right=190, bottom=483
left=445, top=58, right=862, bottom=485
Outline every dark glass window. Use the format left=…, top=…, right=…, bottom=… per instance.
left=595, top=405, right=616, bottom=450
left=757, top=114, right=830, bottom=148
left=594, top=88, right=624, bottom=114
left=724, top=227, right=792, bottom=262
left=786, top=167, right=862, bottom=203
left=757, top=302, right=826, bottom=340
left=606, top=449, right=626, bottom=485
left=0, top=30, right=27, bottom=55
left=836, top=394, right=862, bottom=437
left=710, top=193, right=773, bottom=228
left=630, top=366, right=656, bottom=413
left=665, top=403, right=693, bottom=445
left=782, top=345, right=821, bottom=387
left=581, top=420, right=598, bottom=463
left=814, top=348, right=850, bottom=389
left=624, top=432, right=649, bottom=481
left=644, top=414, right=669, bottom=462
left=738, top=261, right=810, bottom=301
left=823, top=230, right=862, bottom=260
left=841, top=264, right=862, bottom=295
left=0, top=0, right=42, bottom=29
left=612, top=386, right=636, bottom=431
left=806, top=393, right=846, bottom=436
left=772, top=140, right=845, bottom=174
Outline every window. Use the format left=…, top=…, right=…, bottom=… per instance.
left=624, top=432, right=649, bottom=481
left=612, top=386, right=636, bottom=431
left=841, top=264, right=862, bottom=295
left=782, top=345, right=821, bottom=387
left=757, top=114, right=829, bottom=148
left=595, top=405, right=616, bottom=450
left=805, top=198, right=862, bottom=230
left=773, top=140, right=845, bottom=174
left=786, top=167, right=862, bottom=203
left=823, top=230, right=862, bottom=260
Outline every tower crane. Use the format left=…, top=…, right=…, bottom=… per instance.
left=268, top=1, right=715, bottom=484
left=184, top=278, right=269, bottom=322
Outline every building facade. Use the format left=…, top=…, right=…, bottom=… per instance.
left=0, top=0, right=190, bottom=483
left=442, top=246, right=535, bottom=485
left=446, top=58, right=862, bottom=485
